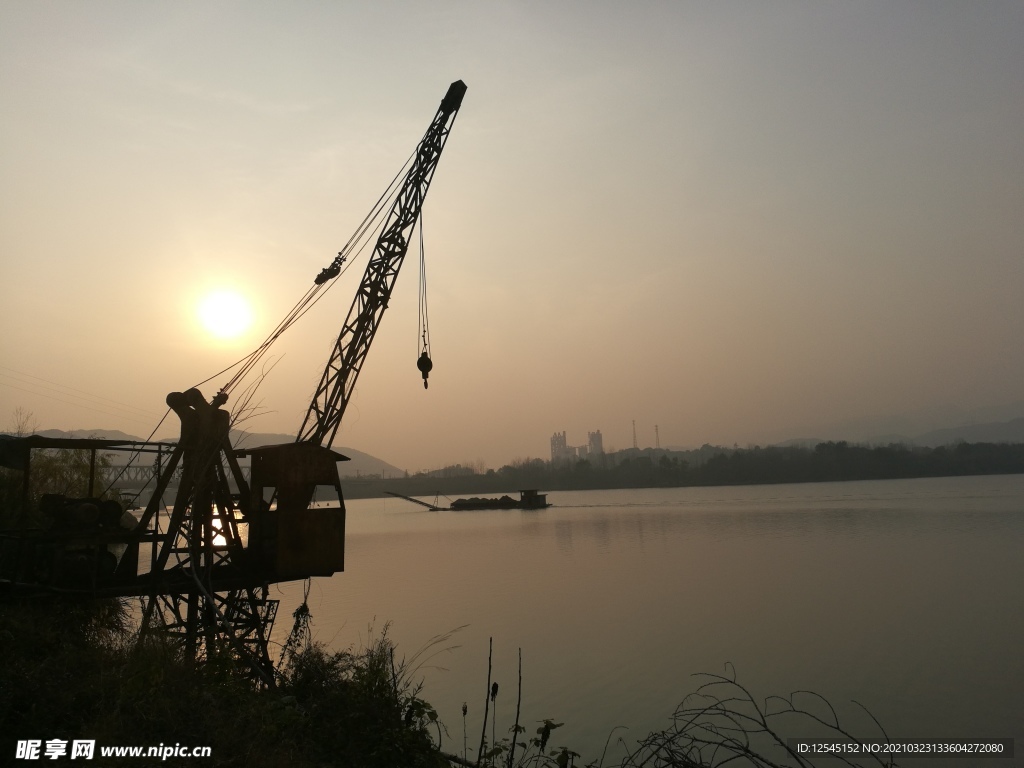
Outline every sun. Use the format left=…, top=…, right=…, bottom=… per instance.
left=197, top=289, right=254, bottom=340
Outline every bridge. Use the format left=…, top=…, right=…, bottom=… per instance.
left=106, top=464, right=252, bottom=488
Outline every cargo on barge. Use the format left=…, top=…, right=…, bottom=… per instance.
left=450, top=489, right=549, bottom=510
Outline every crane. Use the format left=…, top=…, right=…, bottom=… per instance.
left=299, top=79, right=466, bottom=448
left=135, top=79, right=467, bottom=681
left=0, top=81, right=467, bottom=687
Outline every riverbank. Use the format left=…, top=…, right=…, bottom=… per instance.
left=341, top=440, right=1024, bottom=499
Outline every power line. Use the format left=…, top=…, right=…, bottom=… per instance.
left=0, top=365, right=157, bottom=419
left=0, top=379, right=161, bottom=428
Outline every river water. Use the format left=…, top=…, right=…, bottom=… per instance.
left=270, top=474, right=1024, bottom=765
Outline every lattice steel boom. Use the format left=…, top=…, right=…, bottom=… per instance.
left=298, top=80, right=466, bottom=448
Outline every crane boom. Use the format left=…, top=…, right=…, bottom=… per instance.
left=298, top=80, right=466, bottom=448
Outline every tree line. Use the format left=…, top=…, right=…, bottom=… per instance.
left=342, top=440, right=1024, bottom=499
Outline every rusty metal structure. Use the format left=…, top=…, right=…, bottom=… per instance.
left=0, top=80, right=467, bottom=685
left=0, top=420, right=348, bottom=686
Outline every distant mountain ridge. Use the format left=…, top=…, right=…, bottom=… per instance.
left=23, top=428, right=406, bottom=479
left=909, top=416, right=1024, bottom=448
left=780, top=416, right=1024, bottom=449
left=664, top=416, right=1024, bottom=453
left=222, top=431, right=406, bottom=478
left=16, top=415, right=1024, bottom=474
left=815, top=401, right=1024, bottom=445
left=35, top=428, right=142, bottom=443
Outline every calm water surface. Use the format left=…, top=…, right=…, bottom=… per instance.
left=272, top=475, right=1024, bottom=764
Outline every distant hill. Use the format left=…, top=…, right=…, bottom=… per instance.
left=223, top=430, right=406, bottom=478
left=17, top=416, right=1024, bottom=478
left=35, top=428, right=145, bottom=442
left=909, top=417, right=1024, bottom=448
left=815, top=401, right=1024, bottom=446
left=18, top=428, right=405, bottom=479
left=772, top=417, right=1024, bottom=450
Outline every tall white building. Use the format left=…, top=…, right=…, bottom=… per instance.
left=551, top=431, right=575, bottom=463
left=551, top=429, right=603, bottom=463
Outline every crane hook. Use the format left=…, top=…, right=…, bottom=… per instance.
left=416, top=351, right=433, bottom=389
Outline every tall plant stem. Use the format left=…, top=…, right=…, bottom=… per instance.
left=476, top=637, right=493, bottom=767
left=507, top=648, right=522, bottom=768
left=491, top=702, right=497, bottom=756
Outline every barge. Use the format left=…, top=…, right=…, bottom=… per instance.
left=450, top=489, right=549, bottom=511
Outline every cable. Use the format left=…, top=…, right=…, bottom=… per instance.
left=0, top=380, right=161, bottom=429
left=216, top=155, right=410, bottom=402
left=100, top=407, right=173, bottom=500
left=417, top=213, right=431, bottom=358
left=0, top=365, right=158, bottom=420
left=119, top=133, right=424, bottom=493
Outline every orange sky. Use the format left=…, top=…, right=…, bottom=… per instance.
left=2, top=2, right=1023, bottom=471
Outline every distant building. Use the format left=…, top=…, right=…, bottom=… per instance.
left=551, top=429, right=603, bottom=463
left=551, top=431, right=575, bottom=463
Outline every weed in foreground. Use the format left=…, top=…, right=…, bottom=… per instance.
left=440, top=651, right=898, bottom=768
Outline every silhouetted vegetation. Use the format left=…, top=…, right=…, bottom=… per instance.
left=443, top=645, right=899, bottom=768
left=0, top=410, right=124, bottom=529
left=2, top=596, right=902, bottom=767
left=0, top=598, right=448, bottom=767
left=621, top=666, right=898, bottom=768
left=343, top=441, right=1024, bottom=500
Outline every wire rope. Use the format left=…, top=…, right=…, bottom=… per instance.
left=417, top=213, right=431, bottom=358
left=97, top=149, right=417, bottom=503
left=99, top=407, right=173, bottom=500
left=99, top=132, right=423, bottom=504
left=215, top=148, right=416, bottom=400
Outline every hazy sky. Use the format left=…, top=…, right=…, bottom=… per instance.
left=2, top=1, right=1022, bottom=471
